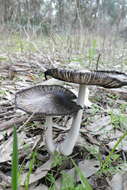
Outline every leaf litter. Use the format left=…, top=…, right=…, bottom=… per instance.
left=0, top=52, right=127, bottom=189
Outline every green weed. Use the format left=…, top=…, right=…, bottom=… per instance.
left=90, top=104, right=101, bottom=115
left=0, top=89, right=8, bottom=96
left=120, top=103, right=127, bottom=113
left=51, top=152, right=67, bottom=167
left=101, top=130, right=127, bottom=173
left=46, top=173, right=56, bottom=190
left=107, top=94, right=118, bottom=100
left=109, top=110, right=127, bottom=129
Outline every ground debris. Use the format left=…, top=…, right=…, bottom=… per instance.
left=0, top=52, right=127, bottom=189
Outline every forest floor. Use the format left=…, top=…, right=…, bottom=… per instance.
left=0, top=34, right=127, bottom=190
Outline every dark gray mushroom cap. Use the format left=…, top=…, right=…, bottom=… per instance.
left=15, top=85, right=81, bottom=116
left=45, top=68, right=127, bottom=88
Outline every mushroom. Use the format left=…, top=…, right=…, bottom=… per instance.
left=45, top=69, right=127, bottom=88
left=15, top=85, right=81, bottom=154
left=45, top=68, right=127, bottom=155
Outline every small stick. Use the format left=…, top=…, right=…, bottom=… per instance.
left=0, top=115, right=43, bottom=131
left=96, top=53, right=101, bottom=70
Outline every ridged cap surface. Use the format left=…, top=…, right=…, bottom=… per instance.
left=45, top=68, right=127, bottom=88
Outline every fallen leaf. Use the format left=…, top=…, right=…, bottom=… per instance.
left=20, top=159, right=52, bottom=185
left=109, top=172, right=127, bottom=190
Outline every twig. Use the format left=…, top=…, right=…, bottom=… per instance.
left=17, top=112, right=35, bottom=132
left=0, top=115, right=43, bottom=132
left=96, top=53, right=101, bottom=70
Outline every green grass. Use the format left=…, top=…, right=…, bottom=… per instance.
left=10, top=111, right=127, bottom=189
left=6, top=35, right=36, bottom=53
left=11, top=127, right=37, bottom=189
left=0, top=56, right=8, bottom=61
left=87, top=39, right=97, bottom=66
left=51, top=152, right=68, bottom=167
left=101, top=130, right=127, bottom=173
left=0, top=89, right=8, bottom=96
left=109, top=110, right=127, bottom=130
left=24, top=152, right=36, bottom=190
left=47, top=157, right=93, bottom=190
left=12, top=126, right=19, bottom=190
left=72, top=160, right=93, bottom=190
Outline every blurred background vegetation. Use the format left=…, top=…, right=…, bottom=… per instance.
left=1, top=0, right=127, bottom=37
left=1, top=0, right=127, bottom=70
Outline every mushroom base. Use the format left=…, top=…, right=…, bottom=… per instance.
left=58, top=84, right=87, bottom=155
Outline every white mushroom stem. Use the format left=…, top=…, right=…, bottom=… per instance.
left=42, top=79, right=92, bottom=107
left=84, top=86, right=92, bottom=107
left=45, top=116, right=56, bottom=154
left=59, top=84, right=87, bottom=155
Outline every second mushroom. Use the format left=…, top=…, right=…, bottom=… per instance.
left=15, top=85, right=81, bottom=154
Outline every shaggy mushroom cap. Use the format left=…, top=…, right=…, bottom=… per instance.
left=15, top=85, right=81, bottom=116
left=45, top=68, right=127, bottom=88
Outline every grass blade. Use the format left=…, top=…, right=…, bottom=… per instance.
left=71, top=159, right=93, bottom=190
left=12, top=126, right=18, bottom=190
left=25, top=152, right=36, bottom=190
